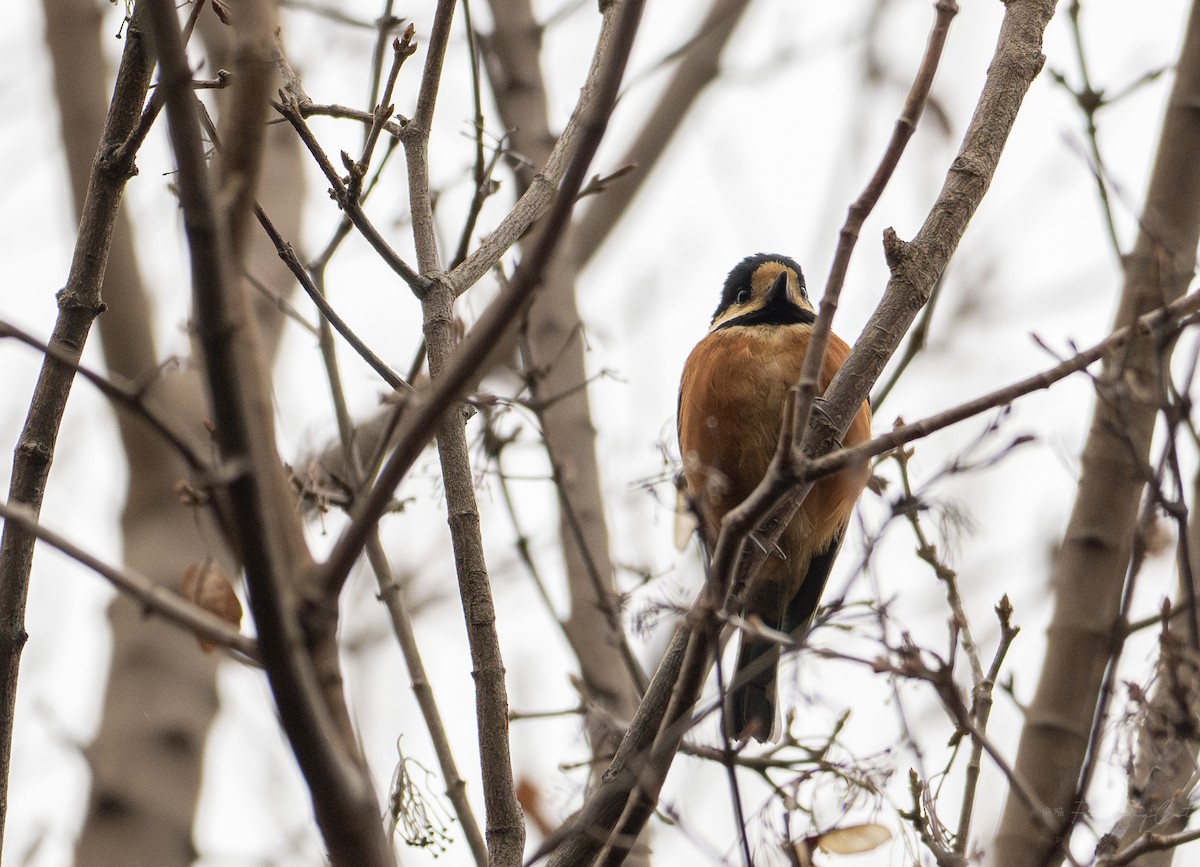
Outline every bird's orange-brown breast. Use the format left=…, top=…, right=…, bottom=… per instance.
left=678, top=323, right=871, bottom=572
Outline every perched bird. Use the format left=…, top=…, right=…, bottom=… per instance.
left=677, top=253, right=871, bottom=742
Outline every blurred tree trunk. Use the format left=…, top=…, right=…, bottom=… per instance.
left=43, top=2, right=303, bottom=863
left=484, top=0, right=642, bottom=778
left=993, top=2, right=1200, bottom=863
left=482, top=4, right=750, bottom=861
left=483, top=6, right=647, bottom=862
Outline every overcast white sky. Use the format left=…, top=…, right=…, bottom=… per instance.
left=2, top=1, right=1196, bottom=865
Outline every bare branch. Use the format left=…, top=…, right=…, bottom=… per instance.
left=273, top=96, right=426, bottom=291
left=253, top=204, right=411, bottom=391
left=348, top=25, right=418, bottom=203
left=0, top=320, right=210, bottom=474
left=298, top=100, right=407, bottom=136
left=955, top=596, right=1020, bottom=853
left=803, top=290, right=1200, bottom=484
left=790, top=0, right=958, bottom=456
left=879, top=642, right=1082, bottom=866
left=1100, top=825, right=1200, bottom=866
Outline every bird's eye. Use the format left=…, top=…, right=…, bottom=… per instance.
left=735, top=290, right=749, bottom=305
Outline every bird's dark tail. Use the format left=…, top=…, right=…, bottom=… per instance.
left=726, top=536, right=844, bottom=743
left=728, top=632, right=781, bottom=742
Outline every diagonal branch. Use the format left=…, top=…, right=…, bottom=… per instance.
left=366, top=534, right=490, bottom=865
left=802, top=289, right=1200, bottom=484
left=0, top=320, right=210, bottom=474
left=0, top=502, right=258, bottom=664
left=791, top=0, right=958, bottom=452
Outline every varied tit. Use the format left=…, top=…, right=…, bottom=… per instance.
left=677, top=253, right=871, bottom=742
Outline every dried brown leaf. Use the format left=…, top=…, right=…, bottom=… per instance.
left=181, top=559, right=243, bottom=652
left=799, top=822, right=892, bottom=856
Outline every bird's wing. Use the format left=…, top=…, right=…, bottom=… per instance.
left=782, top=532, right=844, bottom=639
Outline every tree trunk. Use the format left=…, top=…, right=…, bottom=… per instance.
left=993, top=2, right=1200, bottom=863
left=39, top=2, right=305, bottom=863
left=485, top=0, right=642, bottom=796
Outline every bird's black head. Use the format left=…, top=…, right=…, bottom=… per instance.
left=709, top=253, right=813, bottom=332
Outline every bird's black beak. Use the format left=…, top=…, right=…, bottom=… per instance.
left=764, top=270, right=790, bottom=309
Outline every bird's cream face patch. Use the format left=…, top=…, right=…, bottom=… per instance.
left=708, top=261, right=812, bottom=332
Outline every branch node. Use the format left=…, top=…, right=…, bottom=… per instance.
left=55, top=287, right=107, bottom=315
left=883, top=227, right=909, bottom=271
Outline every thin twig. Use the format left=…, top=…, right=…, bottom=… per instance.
left=892, top=445, right=985, bottom=686
left=273, top=96, right=426, bottom=291
left=903, top=769, right=965, bottom=867
left=955, top=596, right=1019, bottom=854
left=0, top=320, right=208, bottom=473
left=348, top=26, right=417, bottom=202
left=192, top=93, right=412, bottom=394
left=363, top=1, right=403, bottom=143
left=1055, top=0, right=1123, bottom=255
left=254, top=204, right=410, bottom=391
left=880, top=645, right=1082, bottom=867
left=450, top=0, right=496, bottom=268
left=297, top=101, right=408, bottom=136
left=365, top=534, right=489, bottom=866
